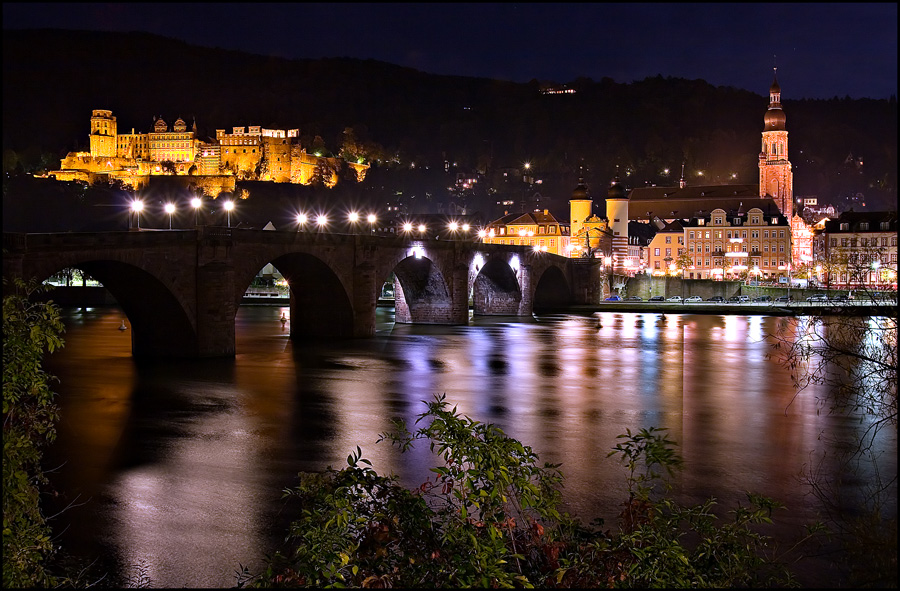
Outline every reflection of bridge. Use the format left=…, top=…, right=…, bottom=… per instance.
left=3, top=228, right=602, bottom=358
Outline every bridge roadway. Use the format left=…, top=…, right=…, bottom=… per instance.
left=2, top=228, right=603, bottom=358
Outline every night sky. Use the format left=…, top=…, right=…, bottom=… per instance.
left=3, top=2, right=897, bottom=100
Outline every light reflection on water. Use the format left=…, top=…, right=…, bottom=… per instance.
left=42, top=305, right=894, bottom=588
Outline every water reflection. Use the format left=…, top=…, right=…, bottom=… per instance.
left=42, top=306, right=894, bottom=588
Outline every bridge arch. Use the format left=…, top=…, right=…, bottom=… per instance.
left=267, top=252, right=354, bottom=339
left=390, top=253, right=455, bottom=324
left=39, top=259, right=198, bottom=357
left=532, top=263, right=573, bottom=311
left=472, top=255, right=522, bottom=315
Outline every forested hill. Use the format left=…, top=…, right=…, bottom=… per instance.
left=3, top=29, right=896, bottom=210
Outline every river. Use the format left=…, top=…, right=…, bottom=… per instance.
left=41, top=305, right=894, bottom=587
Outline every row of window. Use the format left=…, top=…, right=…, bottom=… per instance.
left=830, top=237, right=897, bottom=247
left=689, top=230, right=786, bottom=239
left=838, top=222, right=892, bottom=231
left=498, top=225, right=560, bottom=235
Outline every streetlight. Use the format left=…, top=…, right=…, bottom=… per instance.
left=316, top=214, right=328, bottom=231
left=131, top=199, right=144, bottom=229
left=191, top=196, right=202, bottom=226
left=417, top=223, right=426, bottom=237
left=367, top=213, right=377, bottom=234
left=297, top=212, right=308, bottom=231
left=348, top=211, right=359, bottom=233
left=402, top=222, right=413, bottom=234
left=223, top=200, right=234, bottom=228
left=164, top=202, right=175, bottom=230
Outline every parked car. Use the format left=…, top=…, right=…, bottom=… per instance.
left=727, top=296, right=742, bottom=303
left=605, top=295, right=622, bottom=302
left=775, top=295, right=793, bottom=302
left=806, top=294, right=829, bottom=302
left=648, top=295, right=665, bottom=302
left=738, top=295, right=751, bottom=302
left=685, top=296, right=703, bottom=302
left=625, top=296, right=643, bottom=301
left=753, top=295, right=772, bottom=302
left=666, top=296, right=683, bottom=302
left=829, top=294, right=848, bottom=302
left=706, top=295, right=725, bottom=302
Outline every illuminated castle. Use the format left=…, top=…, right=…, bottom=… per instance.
left=51, top=110, right=369, bottom=194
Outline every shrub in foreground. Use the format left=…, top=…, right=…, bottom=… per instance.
left=243, top=395, right=816, bottom=588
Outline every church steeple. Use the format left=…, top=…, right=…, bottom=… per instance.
left=764, top=67, right=786, bottom=131
left=759, top=68, right=792, bottom=218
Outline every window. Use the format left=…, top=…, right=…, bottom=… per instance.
left=752, top=216, right=759, bottom=224
left=705, top=244, right=710, bottom=253
left=715, top=217, right=722, bottom=224
left=705, top=231, right=710, bottom=239
left=881, top=222, right=890, bottom=230
left=764, top=230, right=769, bottom=238
left=779, top=244, right=784, bottom=252
left=539, top=226, right=545, bottom=234
left=689, top=245, right=695, bottom=253
left=840, top=223, right=849, bottom=231
left=751, top=230, right=759, bottom=238
left=665, top=248, right=671, bottom=257
left=500, top=228, right=505, bottom=235
left=665, top=236, right=671, bottom=243
left=860, top=222, right=869, bottom=231
left=779, top=230, right=784, bottom=238
left=678, top=236, right=683, bottom=244
left=654, top=261, right=660, bottom=269
left=830, top=238, right=837, bottom=247
left=714, top=230, right=722, bottom=239
left=549, top=226, right=556, bottom=234
left=654, top=248, right=660, bottom=256
left=742, top=231, right=747, bottom=238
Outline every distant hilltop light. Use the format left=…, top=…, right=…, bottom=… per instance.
left=539, top=86, right=576, bottom=95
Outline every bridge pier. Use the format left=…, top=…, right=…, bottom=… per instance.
left=196, top=262, right=236, bottom=357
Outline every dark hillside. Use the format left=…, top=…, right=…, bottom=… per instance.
left=3, top=29, right=896, bottom=211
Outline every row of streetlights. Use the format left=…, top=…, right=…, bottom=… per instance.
left=130, top=197, right=234, bottom=229
left=131, top=199, right=485, bottom=238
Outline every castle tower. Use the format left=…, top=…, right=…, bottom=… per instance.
left=606, top=177, right=629, bottom=268
left=758, top=69, right=793, bottom=218
left=89, top=109, right=117, bottom=158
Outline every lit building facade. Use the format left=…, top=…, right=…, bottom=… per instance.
left=481, top=209, right=571, bottom=256
left=813, top=211, right=898, bottom=289
left=684, top=207, right=791, bottom=280
left=645, top=220, right=685, bottom=275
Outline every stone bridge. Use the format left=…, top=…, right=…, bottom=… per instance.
left=3, top=228, right=603, bottom=357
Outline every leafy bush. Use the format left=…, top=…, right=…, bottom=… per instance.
left=3, top=278, right=65, bottom=588
left=245, top=395, right=816, bottom=588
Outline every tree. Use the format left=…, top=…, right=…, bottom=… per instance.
left=769, top=301, right=897, bottom=586
left=3, top=278, right=65, bottom=588
left=675, top=251, right=693, bottom=276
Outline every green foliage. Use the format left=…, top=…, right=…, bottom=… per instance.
left=248, top=395, right=811, bottom=588
left=3, top=277, right=65, bottom=588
